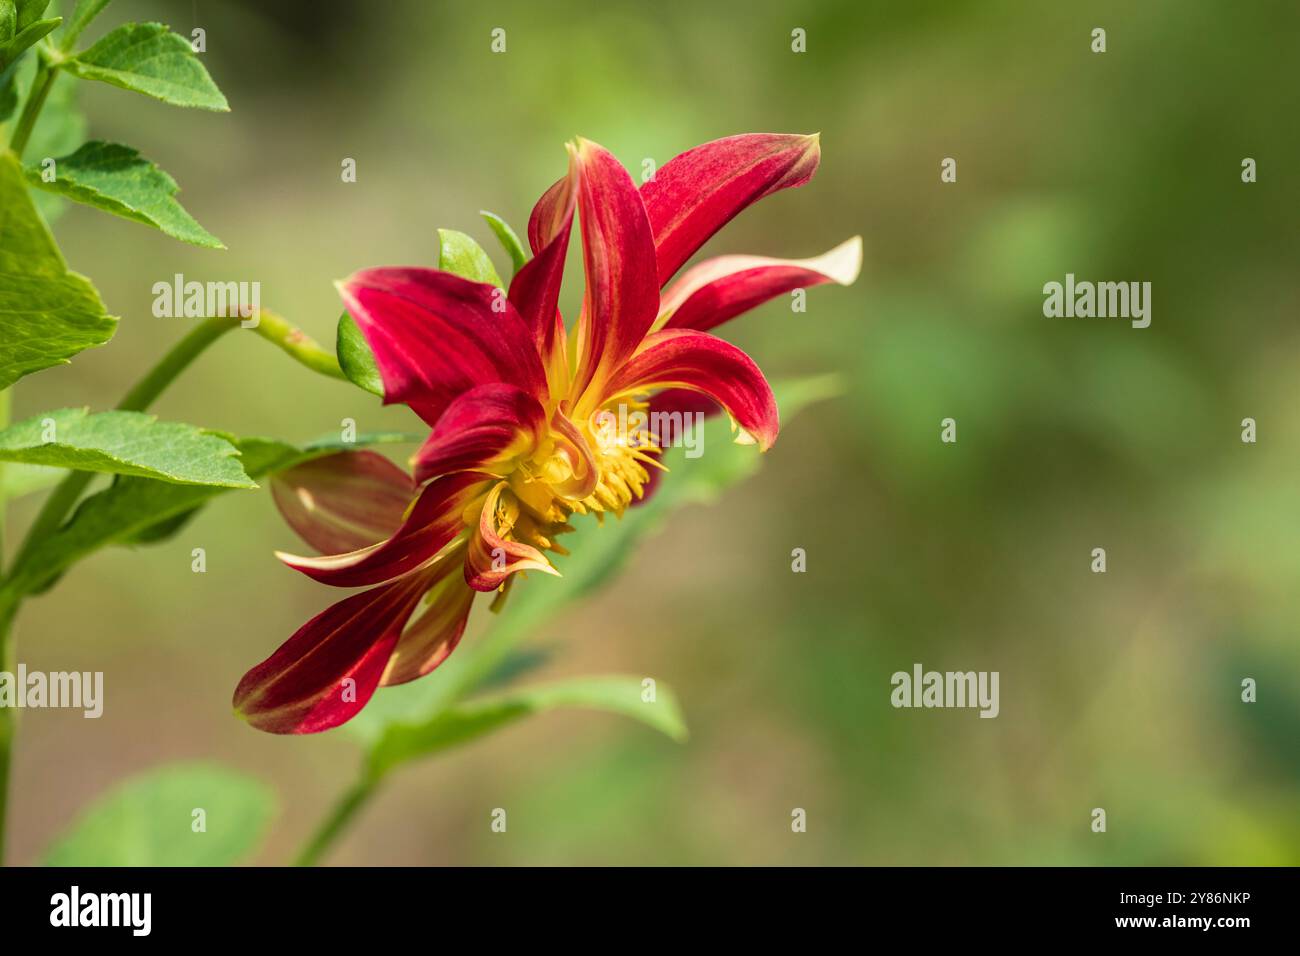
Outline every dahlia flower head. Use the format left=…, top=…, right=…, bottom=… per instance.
left=235, top=133, right=861, bottom=733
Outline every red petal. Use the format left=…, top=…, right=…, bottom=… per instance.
left=381, top=558, right=476, bottom=686
left=641, top=133, right=821, bottom=285
left=508, top=154, right=577, bottom=366
left=277, top=471, right=492, bottom=588
left=465, top=482, right=559, bottom=591
left=271, top=451, right=416, bottom=555
left=570, top=138, right=661, bottom=403
left=658, top=237, right=861, bottom=333
left=603, top=329, right=779, bottom=451
left=413, top=383, right=547, bottom=484
left=233, top=574, right=428, bottom=734
left=338, top=268, right=547, bottom=426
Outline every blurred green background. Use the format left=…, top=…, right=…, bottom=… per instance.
left=6, top=0, right=1300, bottom=865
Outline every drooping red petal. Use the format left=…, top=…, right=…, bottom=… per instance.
left=641, top=133, right=821, bottom=285
left=277, top=471, right=492, bottom=588
left=233, top=573, right=429, bottom=734
left=270, top=451, right=416, bottom=555
left=413, top=383, right=547, bottom=484
left=508, top=153, right=577, bottom=366
left=338, top=267, right=547, bottom=426
left=569, top=138, right=661, bottom=404
left=601, top=329, right=779, bottom=451
left=465, top=482, right=560, bottom=592
left=657, top=236, right=862, bottom=333
left=381, top=557, right=476, bottom=686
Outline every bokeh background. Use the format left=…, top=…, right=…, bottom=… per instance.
left=6, top=0, right=1300, bottom=864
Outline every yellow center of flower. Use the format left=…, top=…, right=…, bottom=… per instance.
left=482, top=398, right=665, bottom=575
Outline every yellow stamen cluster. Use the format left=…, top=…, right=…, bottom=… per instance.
left=495, top=399, right=666, bottom=568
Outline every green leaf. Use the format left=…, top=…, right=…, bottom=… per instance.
left=26, top=140, right=223, bottom=247
left=64, top=22, right=228, bottom=111
left=480, top=210, right=528, bottom=276
left=17, top=0, right=51, bottom=29
left=9, top=432, right=419, bottom=590
left=42, top=762, right=275, bottom=866
left=0, top=152, right=116, bottom=389
left=368, top=676, right=687, bottom=777
left=346, top=376, right=841, bottom=740
left=437, top=228, right=502, bottom=287
left=0, top=1, right=57, bottom=71
left=336, top=311, right=383, bottom=397
left=0, top=407, right=254, bottom=486
left=59, top=0, right=110, bottom=51
left=0, top=18, right=57, bottom=70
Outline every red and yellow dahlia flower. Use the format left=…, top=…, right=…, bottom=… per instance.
left=234, top=133, right=861, bottom=733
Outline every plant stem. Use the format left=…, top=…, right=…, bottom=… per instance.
left=251, top=309, right=345, bottom=381
left=292, top=773, right=382, bottom=866
left=7, top=57, right=58, bottom=159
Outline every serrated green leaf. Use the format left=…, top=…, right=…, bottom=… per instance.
left=26, top=140, right=223, bottom=247
left=336, top=311, right=383, bottom=397
left=437, top=228, right=502, bottom=287
left=0, top=407, right=254, bottom=486
left=64, top=22, right=228, bottom=111
left=346, top=376, right=841, bottom=741
left=367, top=676, right=687, bottom=777
left=480, top=210, right=528, bottom=276
left=0, top=152, right=116, bottom=388
left=42, top=763, right=275, bottom=866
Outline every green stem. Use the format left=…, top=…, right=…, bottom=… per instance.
left=7, top=57, right=57, bottom=159
left=292, top=773, right=382, bottom=866
left=251, top=309, right=345, bottom=381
